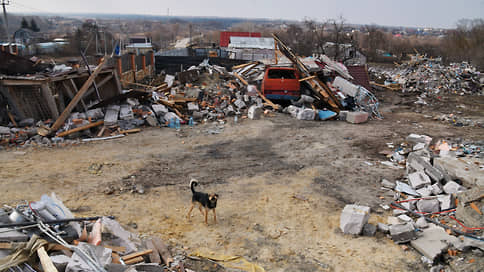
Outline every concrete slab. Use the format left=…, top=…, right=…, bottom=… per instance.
left=434, top=157, right=484, bottom=187
left=417, top=199, right=440, bottom=213
left=390, top=223, right=416, bottom=243
left=346, top=111, right=369, bottom=124
left=410, top=224, right=458, bottom=261
left=408, top=171, right=431, bottom=189
left=340, top=204, right=370, bottom=235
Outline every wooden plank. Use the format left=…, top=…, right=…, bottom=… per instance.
left=299, top=75, right=316, bottom=82
left=145, top=239, right=161, bottom=264
left=48, top=58, right=107, bottom=134
left=124, top=256, right=144, bottom=265
left=41, top=83, right=60, bottom=119
left=112, top=70, right=123, bottom=94
left=0, top=242, right=12, bottom=249
left=103, top=245, right=126, bottom=253
left=7, top=110, right=17, bottom=127
left=233, top=72, right=249, bottom=86
left=37, top=246, right=59, bottom=272
left=56, top=120, right=104, bottom=137
left=170, top=97, right=198, bottom=103
left=119, top=128, right=141, bottom=134
left=232, top=61, right=256, bottom=70
left=152, top=237, right=173, bottom=265
left=0, top=79, right=46, bottom=86
left=121, top=249, right=153, bottom=261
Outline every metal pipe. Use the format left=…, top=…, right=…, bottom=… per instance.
left=0, top=215, right=114, bottom=228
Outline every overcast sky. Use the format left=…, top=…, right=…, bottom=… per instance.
left=8, top=0, right=484, bottom=28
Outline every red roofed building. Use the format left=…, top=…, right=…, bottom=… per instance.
left=220, top=31, right=261, bottom=47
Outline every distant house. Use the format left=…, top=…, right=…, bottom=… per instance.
left=125, top=36, right=153, bottom=55
left=227, top=36, right=275, bottom=61
left=219, top=31, right=261, bottom=47
left=323, top=42, right=367, bottom=65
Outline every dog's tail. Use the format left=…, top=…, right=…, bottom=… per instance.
left=190, top=179, right=198, bottom=194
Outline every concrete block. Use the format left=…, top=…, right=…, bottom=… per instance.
left=187, top=102, right=199, bottom=112
left=86, top=108, right=104, bottom=119
left=431, top=183, right=444, bottom=195
left=452, top=236, right=484, bottom=251
left=286, top=105, right=301, bottom=118
left=393, top=209, right=407, bottom=216
left=390, top=223, right=416, bottom=243
left=398, top=214, right=413, bottom=223
left=407, top=153, right=444, bottom=182
left=437, top=194, right=455, bottom=211
left=104, top=105, right=120, bottom=126
left=151, top=104, right=168, bottom=116
left=296, top=108, right=316, bottom=120
left=248, top=105, right=263, bottom=120
left=443, top=181, right=465, bottom=194
left=0, top=126, right=10, bottom=134
left=346, top=111, right=369, bottom=124
left=339, top=204, right=370, bottom=235
left=434, top=157, right=484, bottom=187
left=416, top=186, right=433, bottom=197
left=417, top=199, right=440, bottom=213
left=395, top=181, right=419, bottom=196
left=415, top=217, right=429, bottom=229
left=119, top=104, right=134, bottom=120
left=381, top=179, right=395, bottom=189
left=338, top=110, right=349, bottom=121
left=413, top=142, right=426, bottom=151
left=406, top=134, right=432, bottom=145
left=377, top=223, right=390, bottom=233
left=362, top=223, right=377, bottom=236
left=408, top=171, right=431, bottom=189
left=410, top=224, right=458, bottom=261
left=145, top=115, right=158, bottom=127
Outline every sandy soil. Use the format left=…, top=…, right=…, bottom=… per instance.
left=1, top=90, right=483, bottom=271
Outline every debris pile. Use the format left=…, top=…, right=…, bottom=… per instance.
left=369, top=57, right=484, bottom=96
left=1, top=35, right=383, bottom=149
left=0, top=193, right=260, bottom=272
left=341, top=133, right=483, bottom=269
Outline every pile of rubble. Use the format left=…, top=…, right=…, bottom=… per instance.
left=1, top=35, right=383, bottom=149
left=369, top=56, right=484, bottom=96
left=340, top=133, right=484, bottom=270
left=1, top=193, right=257, bottom=272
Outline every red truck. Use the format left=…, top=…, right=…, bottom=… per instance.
left=261, top=66, right=301, bottom=100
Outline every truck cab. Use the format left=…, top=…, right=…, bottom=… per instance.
left=261, top=67, right=301, bottom=100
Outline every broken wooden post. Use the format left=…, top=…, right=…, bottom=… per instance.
left=56, top=120, right=104, bottom=137
left=37, top=246, right=58, bottom=272
left=152, top=237, right=173, bottom=265
left=40, top=83, right=60, bottom=119
left=47, top=58, right=107, bottom=135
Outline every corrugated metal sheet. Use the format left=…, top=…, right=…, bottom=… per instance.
left=219, top=31, right=261, bottom=47
left=228, top=37, right=274, bottom=49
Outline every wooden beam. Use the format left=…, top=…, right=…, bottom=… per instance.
left=0, top=79, right=46, bottom=86
left=41, top=83, right=60, bottom=119
left=119, top=128, right=141, bottom=134
left=48, top=58, right=107, bottom=134
left=56, top=120, right=104, bottom=137
left=68, top=79, right=88, bottom=112
left=112, top=70, right=123, bottom=94
left=233, top=72, right=249, bottom=86
left=37, top=246, right=59, bottom=272
left=121, top=249, right=153, bottom=261
left=124, top=256, right=144, bottom=265
left=299, top=75, right=316, bottom=82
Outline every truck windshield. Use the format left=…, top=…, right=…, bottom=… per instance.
left=267, top=69, right=296, bottom=79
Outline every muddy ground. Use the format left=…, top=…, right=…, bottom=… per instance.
left=1, top=89, right=483, bottom=271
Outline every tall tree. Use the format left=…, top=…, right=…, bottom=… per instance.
left=21, top=17, right=29, bottom=29
left=30, top=19, right=40, bottom=32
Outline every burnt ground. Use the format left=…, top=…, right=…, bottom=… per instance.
left=1, top=88, right=483, bottom=271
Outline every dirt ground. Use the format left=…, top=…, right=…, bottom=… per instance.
left=1, top=89, right=483, bottom=272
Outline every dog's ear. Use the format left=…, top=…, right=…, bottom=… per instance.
left=214, top=194, right=219, bottom=198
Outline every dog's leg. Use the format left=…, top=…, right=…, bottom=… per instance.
left=204, top=207, right=208, bottom=225
left=198, top=203, right=204, bottom=216
left=187, top=203, right=195, bottom=220
left=212, top=208, right=217, bottom=224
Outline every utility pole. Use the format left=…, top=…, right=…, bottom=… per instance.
left=1, top=0, right=10, bottom=44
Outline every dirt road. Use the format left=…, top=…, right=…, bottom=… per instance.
left=1, top=91, right=483, bottom=271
